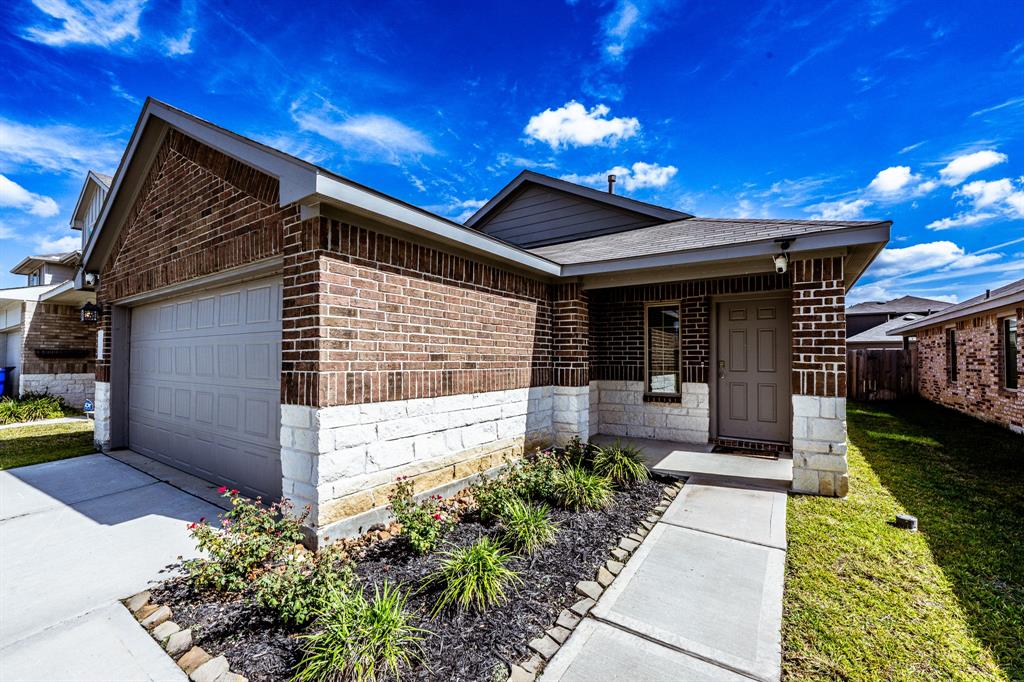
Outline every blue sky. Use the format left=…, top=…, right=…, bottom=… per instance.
left=0, top=0, right=1022, bottom=303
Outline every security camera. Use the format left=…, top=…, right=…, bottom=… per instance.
left=85, top=272, right=99, bottom=286
left=772, top=253, right=789, bottom=274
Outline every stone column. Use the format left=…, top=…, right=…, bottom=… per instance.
left=790, top=256, right=848, bottom=496
left=551, top=282, right=590, bottom=445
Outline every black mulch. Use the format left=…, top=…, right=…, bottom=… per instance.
left=152, top=476, right=667, bottom=682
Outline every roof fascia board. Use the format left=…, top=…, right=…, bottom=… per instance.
left=892, top=291, right=1024, bottom=334
left=465, top=170, right=690, bottom=229
left=560, top=224, right=889, bottom=277
left=312, top=175, right=562, bottom=276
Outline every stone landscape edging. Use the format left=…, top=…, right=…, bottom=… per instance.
left=122, top=591, right=248, bottom=682
left=508, top=478, right=685, bottom=681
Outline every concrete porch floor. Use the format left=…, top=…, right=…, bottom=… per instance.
left=590, top=434, right=793, bottom=489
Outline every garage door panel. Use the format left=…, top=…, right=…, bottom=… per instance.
left=129, top=277, right=282, bottom=499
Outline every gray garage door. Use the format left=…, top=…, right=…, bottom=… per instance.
left=128, top=277, right=283, bottom=499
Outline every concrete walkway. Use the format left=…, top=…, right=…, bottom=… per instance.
left=543, top=450, right=789, bottom=682
left=0, top=454, right=220, bottom=681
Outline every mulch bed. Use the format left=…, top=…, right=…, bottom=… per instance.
left=152, top=476, right=668, bottom=682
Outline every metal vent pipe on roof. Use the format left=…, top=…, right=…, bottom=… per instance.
left=607, top=174, right=616, bottom=194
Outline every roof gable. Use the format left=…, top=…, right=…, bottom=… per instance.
left=846, top=295, right=952, bottom=315
left=465, top=171, right=690, bottom=248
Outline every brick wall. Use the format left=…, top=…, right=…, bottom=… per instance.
left=791, top=257, right=845, bottom=397
left=916, top=308, right=1023, bottom=433
left=96, top=129, right=299, bottom=381
left=281, top=216, right=555, bottom=408
left=552, top=282, right=589, bottom=387
left=21, top=302, right=96, bottom=375
left=589, top=273, right=789, bottom=387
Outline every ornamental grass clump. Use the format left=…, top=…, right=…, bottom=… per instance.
left=471, top=475, right=520, bottom=523
left=552, top=464, right=613, bottom=511
left=294, top=582, right=426, bottom=682
left=499, top=498, right=557, bottom=554
left=255, top=545, right=353, bottom=628
left=593, top=441, right=650, bottom=486
left=0, top=393, right=68, bottom=424
left=184, top=487, right=309, bottom=592
left=429, top=536, right=522, bottom=615
left=388, top=478, right=454, bottom=555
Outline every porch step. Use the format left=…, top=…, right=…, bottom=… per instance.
left=591, top=435, right=793, bottom=489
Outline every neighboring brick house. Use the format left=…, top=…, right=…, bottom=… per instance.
left=846, top=294, right=951, bottom=336
left=0, top=251, right=98, bottom=407
left=893, top=278, right=1023, bottom=434
left=80, top=99, right=890, bottom=542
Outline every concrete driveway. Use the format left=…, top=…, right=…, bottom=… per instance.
left=0, top=454, right=221, bottom=681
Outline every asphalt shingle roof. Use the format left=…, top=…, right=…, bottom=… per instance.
left=846, top=295, right=952, bottom=315
left=847, top=314, right=924, bottom=343
left=527, top=216, right=888, bottom=265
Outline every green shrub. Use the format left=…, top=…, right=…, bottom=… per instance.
left=559, top=435, right=595, bottom=468
left=592, top=441, right=649, bottom=485
left=429, top=537, right=522, bottom=615
left=505, top=449, right=561, bottom=503
left=471, top=475, right=520, bottom=523
left=388, top=478, right=453, bottom=554
left=294, top=582, right=426, bottom=682
left=499, top=498, right=557, bottom=554
left=255, top=545, right=353, bottom=628
left=0, top=394, right=67, bottom=425
left=184, top=488, right=309, bottom=592
left=552, top=464, right=613, bottom=511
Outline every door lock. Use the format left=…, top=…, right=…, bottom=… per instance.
left=717, top=360, right=726, bottom=379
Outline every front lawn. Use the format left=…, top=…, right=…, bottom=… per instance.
left=0, top=420, right=96, bottom=470
left=783, top=399, right=1024, bottom=681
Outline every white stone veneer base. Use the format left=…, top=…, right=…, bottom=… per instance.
left=592, top=380, right=710, bottom=444
left=280, top=386, right=554, bottom=533
left=93, top=380, right=111, bottom=450
left=791, top=395, right=848, bottom=496
left=19, top=372, right=95, bottom=409
left=553, top=385, right=590, bottom=445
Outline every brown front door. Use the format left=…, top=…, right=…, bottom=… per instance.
left=716, top=298, right=791, bottom=443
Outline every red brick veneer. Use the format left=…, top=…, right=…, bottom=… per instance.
left=915, top=308, right=1023, bottom=432
left=791, top=257, right=846, bottom=397
left=96, top=130, right=298, bottom=381
left=21, top=303, right=97, bottom=375
left=281, top=216, right=557, bottom=407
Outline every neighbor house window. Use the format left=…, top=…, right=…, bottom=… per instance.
left=646, top=304, right=680, bottom=395
left=947, top=328, right=958, bottom=383
left=28, top=271, right=39, bottom=286
left=1004, top=317, right=1018, bottom=390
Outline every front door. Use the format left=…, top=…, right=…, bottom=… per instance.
left=716, top=298, right=790, bottom=443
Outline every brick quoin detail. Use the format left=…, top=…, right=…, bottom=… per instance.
left=21, top=302, right=97, bottom=375
left=281, top=216, right=555, bottom=407
left=915, top=308, right=1023, bottom=432
left=791, top=256, right=846, bottom=397
left=589, top=273, right=790, bottom=387
left=552, top=282, right=589, bottom=386
left=95, top=130, right=298, bottom=382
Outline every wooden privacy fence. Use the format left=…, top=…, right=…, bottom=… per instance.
left=847, top=347, right=918, bottom=400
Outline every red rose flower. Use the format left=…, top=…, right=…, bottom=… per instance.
left=433, top=513, right=441, bottom=520
left=218, top=486, right=228, bottom=494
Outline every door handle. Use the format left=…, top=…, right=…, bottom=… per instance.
left=717, top=360, right=726, bottom=379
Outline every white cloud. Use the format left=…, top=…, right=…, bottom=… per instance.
left=36, top=234, right=80, bottom=253
left=0, top=174, right=59, bottom=217
left=926, top=212, right=999, bottom=230
left=0, top=118, right=122, bottom=174
left=254, top=133, right=331, bottom=165
left=942, top=252, right=1004, bottom=270
left=938, top=150, right=1007, bottom=185
left=163, top=27, right=194, bottom=56
left=599, top=0, right=674, bottom=63
left=957, top=178, right=1014, bottom=209
left=805, top=198, right=871, bottom=220
left=524, top=101, right=640, bottom=150
left=291, top=100, right=435, bottom=163
left=867, top=165, right=915, bottom=195
left=868, top=240, right=971, bottom=278
left=561, top=161, right=677, bottom=192
left=23, top=0, right=145, bottom=48
left=423, top=198, right=487, bottom=223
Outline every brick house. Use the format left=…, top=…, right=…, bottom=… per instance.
left=81, top=99, right=890, bottom=542
left=893, top=278, right=1023, bottom=434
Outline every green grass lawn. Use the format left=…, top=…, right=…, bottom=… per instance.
left=783, top=399, right=1024, bottom=681
left=0, top=420, right=96, bottom=470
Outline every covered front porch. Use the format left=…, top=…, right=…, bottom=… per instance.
left=574, top=259, right=850, bottom=497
